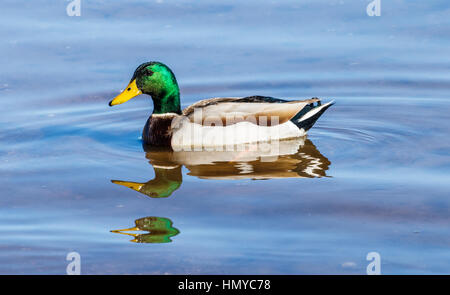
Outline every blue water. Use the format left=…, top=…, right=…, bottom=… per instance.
left=0, top=0, right=449, bottom=274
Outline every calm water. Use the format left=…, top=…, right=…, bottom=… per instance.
left=1, top=0, right=449, bottom=274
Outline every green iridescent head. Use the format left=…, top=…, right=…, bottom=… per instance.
left=109, top=61, right=181, bottom=114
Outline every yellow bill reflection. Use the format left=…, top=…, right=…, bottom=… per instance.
left=111, top=216, right=179, bottom=243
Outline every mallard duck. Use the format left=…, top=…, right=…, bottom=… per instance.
left=109, top=62, right=334, bottom=149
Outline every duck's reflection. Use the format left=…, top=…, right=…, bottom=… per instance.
left=110, top=138, right=330, bottom=243
left=111, top=216, right=180, bottom=243
left=111, top=137, right=330, bottom=198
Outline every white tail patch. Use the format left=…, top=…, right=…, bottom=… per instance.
left=297, top=101, right=335, bottom=122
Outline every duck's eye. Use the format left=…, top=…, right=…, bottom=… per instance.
left=146, top=69, right=154, bottom=76
left=127, top=87, right=131, bottom=91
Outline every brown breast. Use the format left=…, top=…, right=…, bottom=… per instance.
left=142, top=114, right=178, bottom=147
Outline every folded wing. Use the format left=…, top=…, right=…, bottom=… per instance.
left=182, top=96, right=319, bottom=126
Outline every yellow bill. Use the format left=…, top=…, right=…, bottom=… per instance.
left=111, top=180, right=144, bottom=192
left=109, top=79, right=142, bottom=106
left=110, top=227, right=140, bottom=233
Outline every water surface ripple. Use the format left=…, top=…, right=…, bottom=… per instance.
left=0, top=0, right=449, bottom=274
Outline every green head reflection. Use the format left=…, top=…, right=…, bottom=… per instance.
left=111, top=166, right=182, bottom=198
left=111, top=216, right=180, bottom=243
